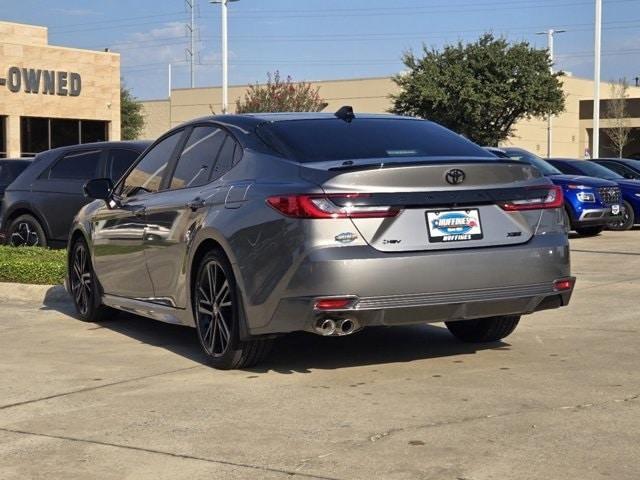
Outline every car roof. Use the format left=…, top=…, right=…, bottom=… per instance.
left=548, top=158, right=580, bottom=161
left=187, top=112, right=418, bottom=127
left=0, top=158, right=33, bottom=164
left=42, top=140, right=152, bottom=157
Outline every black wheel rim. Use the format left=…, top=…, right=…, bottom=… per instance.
left=196, top=260, right=233, bottom=357
left=70, top=243, right=92, bottom=316
left=10, top=221, right=39, bottom=247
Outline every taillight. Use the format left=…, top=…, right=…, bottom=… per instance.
left=499, top=185, right=563, bottom=211
left=553, top=278, right=575, bottom=291
left=314, top=297, right=356, bottom=310
left=267, top=194, right=400, bottom=219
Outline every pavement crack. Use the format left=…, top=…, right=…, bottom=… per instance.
left=0, top=427, right=342, bottom=480
left=0, top=366, right=200, bottom=411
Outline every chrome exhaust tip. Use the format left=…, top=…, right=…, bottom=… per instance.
left=336, top=318, right=358, bottom=336
left=314, top=318, right=336, bottom=336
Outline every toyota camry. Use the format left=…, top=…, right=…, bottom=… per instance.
left=67, top=110, right=575, bottom=369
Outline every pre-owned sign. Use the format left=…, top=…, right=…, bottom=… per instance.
left=0, top=67, right=82, bottom=96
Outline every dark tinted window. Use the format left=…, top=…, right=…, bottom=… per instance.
left=212, top=135, right=236, bottom=179
left=0, top=161, right=30, bottom=184
left=49, top=150, right=101, bottom=180
left=51, top=119, right=80, bottom=149
left=233, top=143, right=243, bottom=165
left=258, top=118, right=492, bottom=162
left=108, top=149, right=141, bottom=182
left=122, top=132, right=182, bottom=196
left=21, top=117, right=49, bottom=155
left=170, top=126, right=225, bottom=190
left=82, top=120, right=107, bottom=143
left=552, top=160, right=623, bottom=180
left=597, top=161, right=638, bottom=178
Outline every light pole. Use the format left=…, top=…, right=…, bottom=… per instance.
left=593, top=0, right=602, bottom=158
left=210, top=0, right=239, bottom=114
left=537, top=29, right=565, bottom=158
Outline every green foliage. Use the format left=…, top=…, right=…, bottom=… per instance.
left=391, top=33, right=566, bottom=146
left=0, top=246, right=66, bottom=285
left=121, top=85, right=145, bottom=140
left=235, top=71, right=328, bottom=113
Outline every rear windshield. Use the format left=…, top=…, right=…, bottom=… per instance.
left=0, top=161, right=30, bottom=184
left=258, top=118, right=493, bottom=163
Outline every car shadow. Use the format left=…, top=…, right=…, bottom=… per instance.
left=42, top=287, right=509, bottom=374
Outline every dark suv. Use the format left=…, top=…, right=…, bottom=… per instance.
left=0, top=141, right=150, bottom=247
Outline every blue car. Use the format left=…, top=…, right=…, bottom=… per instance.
left=489, top=148, right=621, bottom=236
left=548, top=158, right=639, bottom=231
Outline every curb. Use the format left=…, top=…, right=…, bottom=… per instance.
left=0, top=282, right=69, bottom=305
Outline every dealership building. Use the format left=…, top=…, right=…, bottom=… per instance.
left=0, top=21, right=121, bottom=158
left=140, top=75, right=640, bottom=159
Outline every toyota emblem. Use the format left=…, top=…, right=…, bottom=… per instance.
left=445, top=169, right=466, bottom=185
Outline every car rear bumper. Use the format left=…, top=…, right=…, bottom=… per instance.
left=247, top=232, right=572, bottom=335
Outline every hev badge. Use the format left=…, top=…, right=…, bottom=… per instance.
left=426, top=209, right=483, bottom=243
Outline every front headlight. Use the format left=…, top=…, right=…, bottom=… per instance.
left=576, top=191, right=596, bottom=202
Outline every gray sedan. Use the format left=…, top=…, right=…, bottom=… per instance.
left=68, top=110, right=574, bottom=369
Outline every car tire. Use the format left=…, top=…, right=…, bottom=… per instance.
left=194, top=249, right=272, bottom=370
left=607, top=200, right=634, bottom=231
left=69, top=238, right=113, bottom=322
left=574, top=226, right=603, bottom=236
left=7, top=214, right=47, bottom=247
left=445, top=315, right=520, bottom=343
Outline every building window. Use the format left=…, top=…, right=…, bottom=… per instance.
left=0, top=117, right=6, bottom=158
left=20, top=117, right=108, bottom=156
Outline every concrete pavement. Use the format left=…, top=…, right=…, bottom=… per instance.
left=1, top=231, right=639, bottom=479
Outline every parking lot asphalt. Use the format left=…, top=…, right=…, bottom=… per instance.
left=1, top=231, right=639, bottom=480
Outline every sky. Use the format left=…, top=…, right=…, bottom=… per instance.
left=2, top=0, right=639, bottom=100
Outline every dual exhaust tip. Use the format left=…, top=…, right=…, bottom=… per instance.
left=314, top=318, right=359, bottom=336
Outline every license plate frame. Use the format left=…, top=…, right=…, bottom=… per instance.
left=426, top=209, right=483, bottom=243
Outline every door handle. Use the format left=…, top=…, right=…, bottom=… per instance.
left=187, top=198, right=206, bottom=211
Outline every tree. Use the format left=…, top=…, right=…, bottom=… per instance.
left=391, top=34, right=566, bottom=146
left=121, top=85, right=144, bottom=140
left=605, top=78, right=632, bottom=158
left=235, top=71, right=328, bottom=113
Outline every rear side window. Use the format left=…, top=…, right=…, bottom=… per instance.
left=258, top=118, right=493, bottom=163
left=108, top=149, right=141, bottom=182
left=170, top=126, right=225, bottom=190
left=211, top=135, right=236, bottom=180
left=49, top=150, right=101, bottom=180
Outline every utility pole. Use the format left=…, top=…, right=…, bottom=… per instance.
left=168, top=63, right=172, bottom=98
left=593, top=0, right=602, bottom=159
left=211, top=0, right=239, bottom=114
left=537, top=29, right=565, bottom=158
left=186, top=0, right=197, bottom=88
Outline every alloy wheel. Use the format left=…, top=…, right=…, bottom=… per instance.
left=70, top=243, right=92, bottom=316
left=10, top=221, right=40, bottom=247
left=196, top=260, right=233, bottom=357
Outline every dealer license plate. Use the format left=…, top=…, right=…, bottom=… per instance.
left=426, top=209, right=483, bottom=243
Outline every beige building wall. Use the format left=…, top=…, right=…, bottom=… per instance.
left=502, top=76, right=640, bottom=158
left=0, top=21, right=121, bottom=157
left=139, top=74, right=640, bottom=159
left=140, top=77, right=398, bottom=140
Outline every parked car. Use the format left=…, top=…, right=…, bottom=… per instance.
left=488, top=147, right=621, bottom=236
left=68, top=112, right=575, bottom=369
left=0, top=141, right=150, bottom=247
left=548, top=158, right=640, bottom=231
left=590, top=158, right=640, bottom=180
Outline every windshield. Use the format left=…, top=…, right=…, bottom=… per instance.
left=258, top=118, right=493, bottom=163
left=502, top=148, right=562, bottom=175
left=563, top=160, right=624, bottom=180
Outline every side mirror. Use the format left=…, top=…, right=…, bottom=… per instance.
left=84, top=178, right=113, bottom=201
